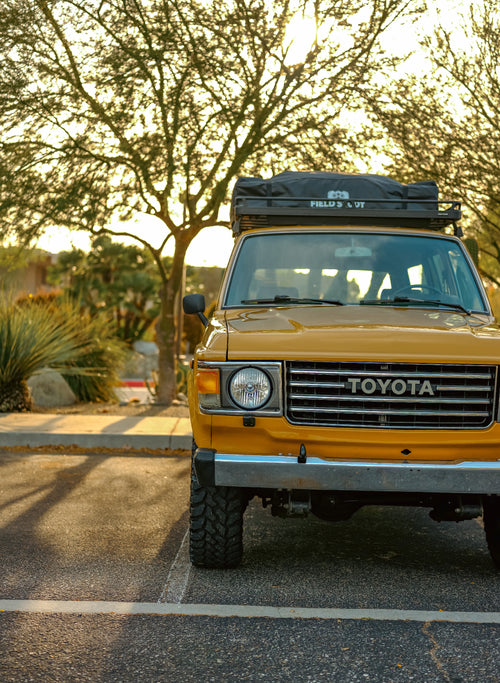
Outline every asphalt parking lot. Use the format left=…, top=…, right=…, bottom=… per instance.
left=1, top=449, right=499, bottom=682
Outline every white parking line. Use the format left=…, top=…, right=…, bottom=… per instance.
left=1, top=600, right=500, bottom=623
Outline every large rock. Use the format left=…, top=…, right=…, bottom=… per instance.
left=28, top=370, right=77, bottom=407
left=132, top=340, right=159, bottom=356
left=122, top=345, right=159, bottom=379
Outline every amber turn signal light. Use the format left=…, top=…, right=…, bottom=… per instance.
left=195, top=368, right=220, bottom=395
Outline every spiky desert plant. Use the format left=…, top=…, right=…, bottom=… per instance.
left=0, top=298, right=94, bottom=412
left=58, top=303, right=127, bottom=403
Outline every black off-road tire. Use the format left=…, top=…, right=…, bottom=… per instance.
left=483, top=497, right=500, bottom=569
left=189, top=460, right=247, bottom=568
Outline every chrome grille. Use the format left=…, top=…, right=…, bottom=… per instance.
left=286, top=362, right=497, bottom=429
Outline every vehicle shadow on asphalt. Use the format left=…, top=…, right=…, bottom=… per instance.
left=184, top=501, right=499, bottom=613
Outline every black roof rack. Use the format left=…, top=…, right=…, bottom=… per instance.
left=232, top=196, right=462, bottom=236
left=230, top=172, right=462, bottom=236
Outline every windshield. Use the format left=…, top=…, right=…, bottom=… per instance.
left=223, top=231, right=488, bottom=313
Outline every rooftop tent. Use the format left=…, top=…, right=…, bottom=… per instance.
left=231, top=171, right=461, bottom=234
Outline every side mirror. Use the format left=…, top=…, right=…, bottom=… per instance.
left=183, top=293, right=208, bottom=326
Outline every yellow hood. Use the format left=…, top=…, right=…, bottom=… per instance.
left=224, top=305, right=500, bottom=364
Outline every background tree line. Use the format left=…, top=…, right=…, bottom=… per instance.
left=0, top=0, right=420, bottom=404
left=361, top=0, right=500, bottom=288
left=46, top=234, right=223, bottom=350
left=0, top=237, right=222, bottom=411
left=2, top=0, right=500, bottom=408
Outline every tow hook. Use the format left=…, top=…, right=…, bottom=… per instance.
left=298, top=444, right=307, bottom=463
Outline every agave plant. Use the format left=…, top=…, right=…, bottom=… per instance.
left=0, top=297, right=126, bottom=411
left=57, top=303, right=127, bottom=403
left=0, top=298, right=87, bottom=411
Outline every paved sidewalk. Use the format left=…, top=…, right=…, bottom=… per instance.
left=0, top=413, right=192, bottom=450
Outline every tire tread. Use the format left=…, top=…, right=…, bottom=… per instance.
left=190, top=464, right=246, bottom=568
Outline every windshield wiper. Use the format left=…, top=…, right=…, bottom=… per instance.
left=360, top=296, right=470, bottom=315
left=241, top=295, right=344, bottom=306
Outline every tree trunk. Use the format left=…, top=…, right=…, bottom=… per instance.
left=155, top=235, right=190, bottom=405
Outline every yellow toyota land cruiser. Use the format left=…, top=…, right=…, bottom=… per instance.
left=183, top=171, right=500, bottom=569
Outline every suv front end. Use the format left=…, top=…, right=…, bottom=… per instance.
left=184, top=180, right=500, bottom=569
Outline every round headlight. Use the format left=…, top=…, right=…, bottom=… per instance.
left=229, top=367, right=271, bottom=410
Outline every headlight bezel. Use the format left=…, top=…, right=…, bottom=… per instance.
left=229, top=367, right=272, bottom=410
left=196, top=361, right=282, bottom=415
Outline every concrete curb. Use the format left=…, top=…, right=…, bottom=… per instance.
left=0, top=414, right=193, bottom=450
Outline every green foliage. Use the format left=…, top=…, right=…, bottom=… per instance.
left=49, top=236, right=225, bottom=352
left=362, top=0, right=500, bottom=286
left=0, top=0, right=416, bottom=403
left=49, top=234, right=162, bottom=344
left=0, top=0, right=413, bottom=239
left=0, top=298, right=89, bottom=411
left=0, top=296, right=127, bottom=410
left=59, top=307, right=128, bottom=403
left=0, top=245, right=29, bottom=269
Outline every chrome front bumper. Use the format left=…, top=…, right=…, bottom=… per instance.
left=194, top=450, right=500, bottom=494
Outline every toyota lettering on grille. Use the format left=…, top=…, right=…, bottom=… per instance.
left=346, top=377, right=435, bottom=396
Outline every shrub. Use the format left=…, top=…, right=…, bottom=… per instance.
left=0, top=298, right=90, bottom=411
left=0, top=297, right=127, bottom=411
left=59, top=305, right=127, bottom=402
